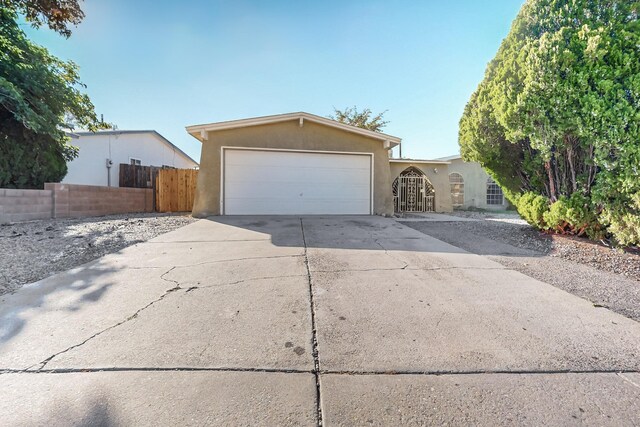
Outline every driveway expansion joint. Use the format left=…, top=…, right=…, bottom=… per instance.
left=3, top=367, right=638, bottom=377
left=0, top=366, right=314, bottom=375
left=319, top=368, right=640, bottom=376
left=300, top=218, right=323, bottom=427
left=311, top=266, right=507, bottom=273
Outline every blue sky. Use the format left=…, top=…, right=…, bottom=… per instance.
left=25, top=0, right=524, bottom=163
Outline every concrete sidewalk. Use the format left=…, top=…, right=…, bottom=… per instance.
left=0, top=216, right=639, bottom=426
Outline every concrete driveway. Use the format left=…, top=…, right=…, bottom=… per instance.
left=1, top=216, right=639, bottom=426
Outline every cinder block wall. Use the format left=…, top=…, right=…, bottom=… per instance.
left=44, top=184, right=154, bottom=218
left=0, top=184, right=154, bottom=223
left=0, top=189, right=53, bottom=223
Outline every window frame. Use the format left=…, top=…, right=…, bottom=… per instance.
left=449, top=173, right=464, bottom=207
left=486, top=178, right=504, bottom=205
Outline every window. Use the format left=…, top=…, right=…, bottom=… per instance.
left=486, top=178, right=504, bottom=205
left=130, top=158, right=141, bottom=166
left=449, top=173, right=464, bottom=207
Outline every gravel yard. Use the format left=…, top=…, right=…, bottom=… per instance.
left=0, top=213, right=196, bottom=295
left=402, top=211, right=640, bottom=322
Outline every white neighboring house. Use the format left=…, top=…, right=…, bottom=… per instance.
left=63, top=130, right=199, bottom=187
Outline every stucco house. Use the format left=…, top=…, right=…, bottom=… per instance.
left=186, top=112, right=503, bottom=217
left=437, top=154, right=508, bottom=211
left=63, top=130, right=199, bottom=187
left=187, top=112, right=400, bottom=216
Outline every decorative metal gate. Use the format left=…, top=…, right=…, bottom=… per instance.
left=393, top=168, right=435, bottom=213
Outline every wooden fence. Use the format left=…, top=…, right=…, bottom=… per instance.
left=155, top=168, right=198, bottom=212
left=119, top=164, right=160, bottom=189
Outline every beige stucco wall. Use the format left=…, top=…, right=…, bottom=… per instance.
left=389, top=162, right=453, bottom=213
left=192, top=120, right=395, bottom=216
left=447, top=158, right=507, bottom=210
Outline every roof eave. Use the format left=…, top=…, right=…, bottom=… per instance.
left=186, top=112, right=401, bottom=147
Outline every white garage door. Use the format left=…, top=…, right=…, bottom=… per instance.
left=223, top=149, right=372, bottom=215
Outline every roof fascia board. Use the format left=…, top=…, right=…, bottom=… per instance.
left=186, top=112, right=401, bottom=146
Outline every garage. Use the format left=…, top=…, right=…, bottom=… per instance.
left=186, top=112, right=401, bottom=216
left=223, top=148, right=372, bottom=215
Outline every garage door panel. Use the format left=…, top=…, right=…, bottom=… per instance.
left=225, top=163, right=370, bottom=179
left=225, top=198, right=370, bottom=215
left=225, top=151, right=370, bottom=169
left=226, top=181, right=370, bottom=200
left=226, top=170, right=370, bottom=187
left=223, top=150, right=372, bottom=215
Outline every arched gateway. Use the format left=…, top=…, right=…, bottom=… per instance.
left=392, top=167, right=435, bottom=213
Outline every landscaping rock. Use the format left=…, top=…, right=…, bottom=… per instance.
left=0, top=213, right=196, bottom=295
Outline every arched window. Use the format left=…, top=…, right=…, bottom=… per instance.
left=486, top=178, right=504, bottom=205
left=449, top=173, right=464, bottom=207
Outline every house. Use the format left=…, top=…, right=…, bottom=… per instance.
left=63, top=130, right=199, bottom=187
left=187, top=112, right=400, bottom=216
left=437, top=154, right=508, bottom=210
left=186, top=112, right=506, bottom=217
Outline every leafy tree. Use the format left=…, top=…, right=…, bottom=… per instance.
left=0, top=5, right=104, bottom=188
left=0, top=0, right=84, bottom=37
left=330, top=106, right=389, bottom=132
left=459, top=0, right=640, bottom=246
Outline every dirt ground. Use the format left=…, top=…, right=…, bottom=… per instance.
left=0, top=213, right=196, bottom=296
left=402, top=212, right=640, bottom=322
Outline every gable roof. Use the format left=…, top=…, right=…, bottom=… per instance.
left=185, top=112, right=401, bottom=147
left=73, top=130, right=198, bottom=165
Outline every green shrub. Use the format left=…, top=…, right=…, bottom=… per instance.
left=602, top=212, right=640, bottom=247
left=564, top=194, right=605, bottom=240
left=600, top=193, right=640, bottom=246
left=543, top=198, right=569, bottom=232
left=516, top=192, right=549, bottom=229
left=543, top=193, right=605, bottom=239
